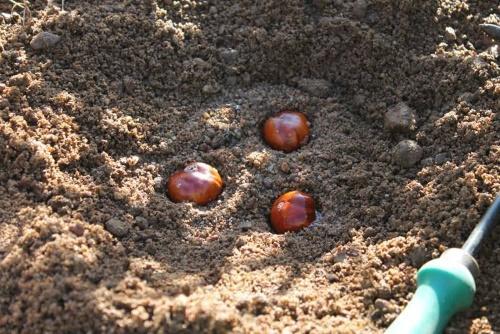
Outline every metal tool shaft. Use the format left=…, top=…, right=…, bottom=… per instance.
left=462, top=195, right=500, bottom=257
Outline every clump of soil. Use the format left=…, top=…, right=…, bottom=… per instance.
left=0, top=0, right=499, bottom=333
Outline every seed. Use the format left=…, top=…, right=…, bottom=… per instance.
left=167, top=162, right=223, bottom=205
left=270, top=191, right=316, bottom=233
left=262, top=111, right=310, bottom=152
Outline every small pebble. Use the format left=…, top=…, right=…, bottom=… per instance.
left=409, top=247, right=427, bottom=267
left=444, top=27, right=457, bottom=41
left=69, top=223, right=85, bottom=237
left=384, top=102, right=417, bottom=134
left=392, top=140, right=423, bottom=168
left=280, top=161, right=290, bottom=173
left=363, top=226, right=376, bottom=237
left=30, top=31, right=61, bottom=50
left=1, top=12, right=13, bottom=23
left=105, top=218, right=129, bottom=238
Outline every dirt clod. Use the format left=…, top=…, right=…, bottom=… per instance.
left=30, top=31, right=60, bottom=50
left=105, top=218, right=129, bottom=238
left=7, top=73, right=32, bottom=87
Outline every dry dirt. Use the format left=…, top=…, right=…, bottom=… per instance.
left=0, top=0, right=499, bottom=333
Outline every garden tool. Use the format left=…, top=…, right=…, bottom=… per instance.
left=386, top=195, right=500, bottom=334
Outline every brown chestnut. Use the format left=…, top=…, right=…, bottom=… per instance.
left=270, top=190, right=316, bottom=233
left=167, top=162, right=223, bottom=205
left=262, top=111, right=310, bottom=152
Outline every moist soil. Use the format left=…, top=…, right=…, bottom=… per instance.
left=0, top=0, right=499, bottom=333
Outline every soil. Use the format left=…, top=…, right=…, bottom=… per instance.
left=0, top=0, right=499, bottom=333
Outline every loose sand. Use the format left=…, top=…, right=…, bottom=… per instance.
left=0, top=0, right=499, bottom=333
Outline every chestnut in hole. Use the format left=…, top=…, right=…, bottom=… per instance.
left=167, top=162, right=223, bottom=205
left=262, top=111, right=310, bottom=152
left=270, top=190, right=316, bottom=233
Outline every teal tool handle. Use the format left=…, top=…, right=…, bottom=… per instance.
left=385, top=254, right=476, bottom=334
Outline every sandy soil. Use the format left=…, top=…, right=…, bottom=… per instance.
left=0, top=0, right=499, bottom=333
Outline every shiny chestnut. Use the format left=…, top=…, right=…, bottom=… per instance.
left=167, top=162, right=223, bottom=205
left=262, top=111, right=310, bottom=152
left=270, top=190, right=316, bottom=233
